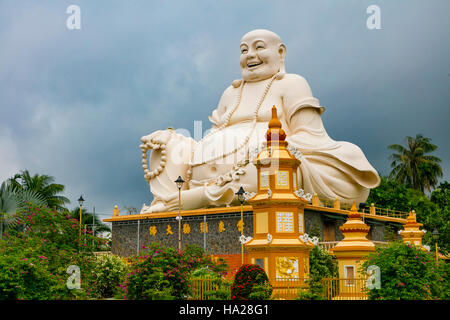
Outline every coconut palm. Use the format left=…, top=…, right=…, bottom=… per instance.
left=8, top=170, right=70, bottom=211
left=388, top=134, right=443, bottom=192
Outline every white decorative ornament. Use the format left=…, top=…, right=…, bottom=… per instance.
left=310, top=236, right=319, bottom=245
left=287, top=145, right=302, bottom=161
left=299, top=234, right=309, bottom=243
left=304, top=193, right=313, bottom=202
left=267, top=233, right=273, bottom=243
left=423, top=245, right=430, bottom=252
left=239, top=235, right=253, bottom=244
left=243, top=191, right=256, bottom=202
left=267, top=188, right=272, bottom=198
left=175, top=216, right=182, bottom=221
left=299, top=233, right=318, bottom=245
left=249, top=144, right=264, bottom=161
left=295, top=189, right=313, bottom=202
left=295, top=189, right=304, bottom=198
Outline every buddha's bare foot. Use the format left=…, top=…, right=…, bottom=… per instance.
left=141, top=202, right=167, bottom=213
left=141, top=193, right=179, bottom=213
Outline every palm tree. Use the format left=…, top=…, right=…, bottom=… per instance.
left=8, top=170, right=70, bottom=211
left=68, top=207, right=110, bottom=234
left=0, top=181, right=45, bottom=238
left=388, top=134, right=443, bottom=192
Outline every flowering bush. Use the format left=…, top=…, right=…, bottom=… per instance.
left=231, top=264, right=272, bottom=300
left=0, top=203, right=109, bottom=300
left=0, top=250, right=59, bottom=300
left=89, top=254, right=129, bottom=298
left=122, top=242, right=227, bottom=300
left=361, top=241, right=449, bottom=300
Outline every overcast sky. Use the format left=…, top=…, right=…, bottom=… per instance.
left=0, top=0, right=449, bottom=221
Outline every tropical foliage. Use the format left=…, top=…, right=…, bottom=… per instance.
left=0, top=203, right=109, bottom=300
left=7, top=170, right=70, bottom=211
left=121, top=242, right=228, bottom=300
left=0, top=181, right=45, bottom=237
left=367, top=177, right=449, bottom=254
left=68, top=207, right=110, bottom=234
left=361, top=242, right=449, bottom=300
left=388, top=134, right=442, bottom=193
left=89, top=254, right=129, bottom=298
left=296, top=246, right=338, bottom=300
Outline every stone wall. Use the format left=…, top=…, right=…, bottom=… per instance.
left=112, top=211, right=253, bottom=257
left=111, top=209, right=396, bottom=257
left=367, top=223, right=385, bottom=242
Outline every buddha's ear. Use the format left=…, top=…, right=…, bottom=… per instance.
left=278, top=43, right=286, bottom=59
left=278, top=43, right=287, bottom=77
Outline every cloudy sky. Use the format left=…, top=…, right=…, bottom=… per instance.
left=1, top=0, right=449, bottom=221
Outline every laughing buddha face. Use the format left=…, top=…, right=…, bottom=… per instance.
left=239, top=29, right=286, bottom=82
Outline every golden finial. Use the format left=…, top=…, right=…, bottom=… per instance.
left=350, top=200, right=357, bottom=212
left=266, top=106, right=286, bottom=144
left=113, top=205, right=119, bottom=216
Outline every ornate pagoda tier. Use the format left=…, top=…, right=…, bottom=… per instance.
left=331, top=202, right=375, bottom=257
left=399, top=210, right=425, bottom=247
left=245, top=106, right=313, bottom=284
left=330, top=202, right=375, bottom=300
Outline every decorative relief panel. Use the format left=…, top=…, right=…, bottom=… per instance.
left=276, top=256, right=299, bottom=279
left=275, top=170, right=289, bottom=189
left=260, top=171, right=269, bottom=190
left=298, top=212, right=304, bottom=234
left=276, top=212, right=294, bottom=233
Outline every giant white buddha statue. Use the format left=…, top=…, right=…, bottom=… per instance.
left=140, top=29, right=380, bottom=213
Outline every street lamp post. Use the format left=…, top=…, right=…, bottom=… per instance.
left=432, top=228, right=439, bottom=263
left=78, top=195, right=85, bottom=248
left=236, top=187, right=245, bottom=266
left=175, top=176, right=185, bottom=251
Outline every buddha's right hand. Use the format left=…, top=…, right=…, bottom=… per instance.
left=140, top=129, right=172, bottom=148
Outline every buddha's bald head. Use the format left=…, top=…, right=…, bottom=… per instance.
left=240, top=29, right=286, bottom=82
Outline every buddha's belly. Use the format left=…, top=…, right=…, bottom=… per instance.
left=191, top=122, right=267, bottom=182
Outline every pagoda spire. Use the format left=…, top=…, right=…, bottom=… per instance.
left=245, top=105, right=313, bottom=286
left=266, top=105, right=286, bottom=146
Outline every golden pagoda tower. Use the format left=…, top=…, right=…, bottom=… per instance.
left=330, top=201, right=375, bottom=299
left=399, top=210, right=425, bottom=246
left=245, top=106, right=314, bottom=287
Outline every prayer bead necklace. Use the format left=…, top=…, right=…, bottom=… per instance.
left=186, top=74, right=277, bottom=180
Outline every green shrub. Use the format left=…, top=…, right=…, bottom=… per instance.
left=122, top=243, right=226, bottom=300
left=190, top=267, right=232, bottom=300
left=361, top=241, right=448, bottom=300
left=231, top=264, right=272, bottom=300
left=0, top=249, right=59, bottom=300
left=296, top=288, right=324, bottom=300
left=182, top=245, right=228, bottom=276
left=90, top=254, right=129, bottom=298
left=0, top=203, right=109, bottom=300
left=248, top=279, right=273, bottom=300
left=296, top=246, right=337, bottom=300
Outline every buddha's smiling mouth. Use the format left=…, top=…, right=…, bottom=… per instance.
left=247, top=61, right=263, bottom=69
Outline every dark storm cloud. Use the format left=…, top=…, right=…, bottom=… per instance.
left=0, top=0, right=449, bottom=220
